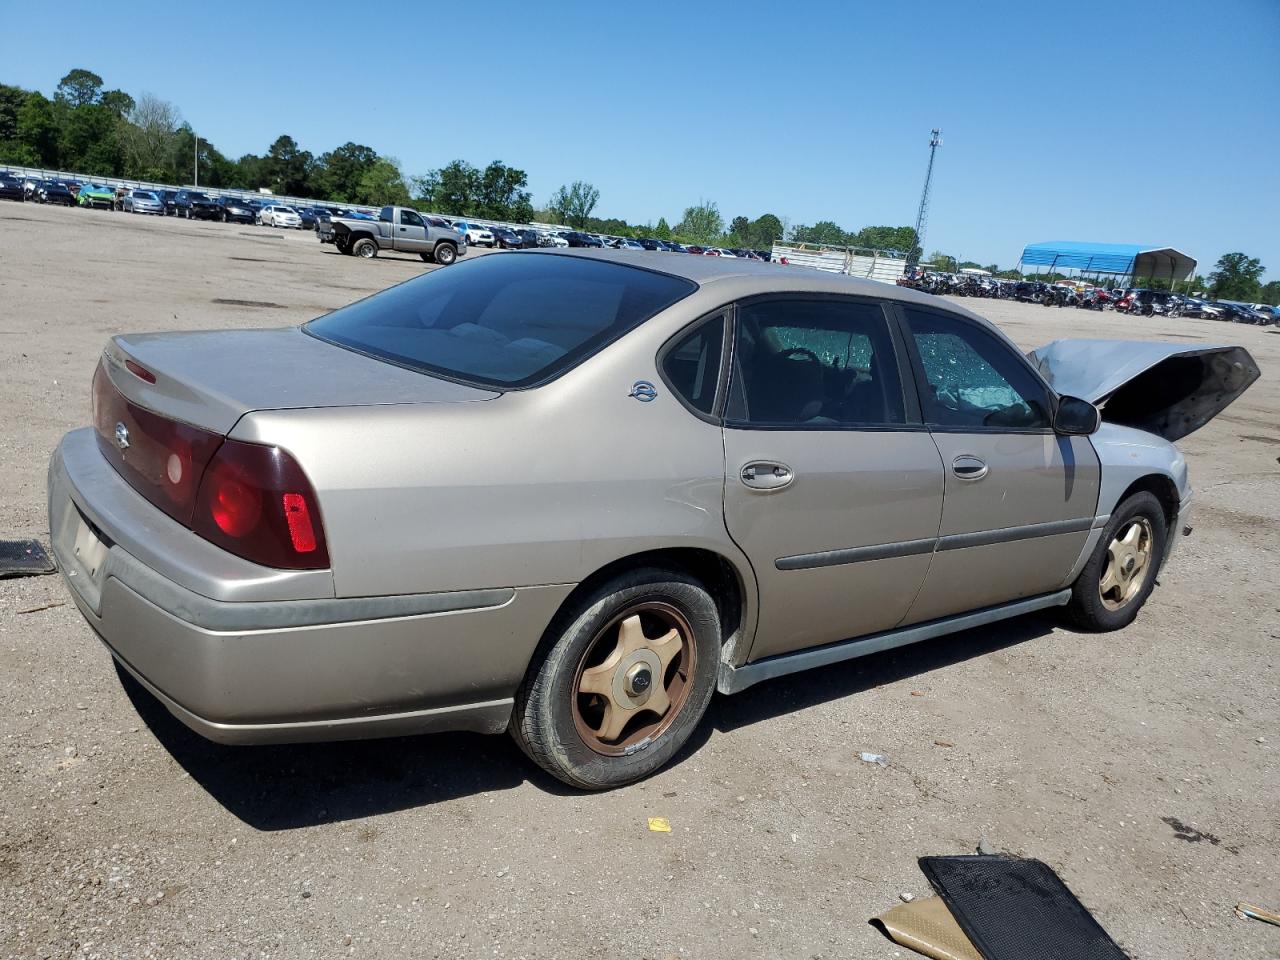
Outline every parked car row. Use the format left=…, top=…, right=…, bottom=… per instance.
left=896, top=269, right=1278, bottom=325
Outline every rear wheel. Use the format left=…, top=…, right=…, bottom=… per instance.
left=352, top=237, right=377, bottom=259
left=1064, top=491, right=1167, bottom=631
left=511, top=567, right=720, bottom=789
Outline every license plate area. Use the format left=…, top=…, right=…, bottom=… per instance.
left=65, top=505, right=113, bottom=611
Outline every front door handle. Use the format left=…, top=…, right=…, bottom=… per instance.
left=741, top=461, right=794, bottom=491
left=952, top=456, right=988, bottom=481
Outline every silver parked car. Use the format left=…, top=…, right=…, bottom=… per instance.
left=48, top=251, right=1258, bottom=788
left=123, top=189, right=165, bottom=215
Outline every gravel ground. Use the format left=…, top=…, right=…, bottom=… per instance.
left=0, top=202, right=1277, bottom=960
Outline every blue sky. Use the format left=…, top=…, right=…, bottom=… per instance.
left=3, top=0, right=1277, bottom=277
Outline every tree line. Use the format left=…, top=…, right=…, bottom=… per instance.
left=11, top=66, right=1269, bottom=299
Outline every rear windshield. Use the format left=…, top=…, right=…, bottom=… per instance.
left=305, top=253, right=696, bottom=388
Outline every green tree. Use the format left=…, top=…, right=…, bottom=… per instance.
left=99, top=89, right=135, bottom=118
left=728, top=215, right=751, bottom=246
left=415, top=159, right=480, bottom=214
left=121, top=93, right=180, bottom=179
left=548, top=180, right=600, bottom=228
left=676, top=200, right=723, bottom=244
left=55, top=68, right=103, bottom=108
left=16, top=92, right=59, bottom=165
left=654, top=217, right=672, bottom=240
left=791, top=220, right=845, bottom=246
left=1259, top=281, right=1280, bottom=306
left=748, top=213, right=784, bottom=249
left=475, top=160, right=533, bottom=220
left=59, top=103, right=123, bottom=175
left=264, top=135, right=314, bottom=195
left=314, top=142, right=378, bottom=203
left=928, top=250, right=957, bottom=271
left=848, top=225, right=917, bottom=256
left=1207, top=252, right=1264, bottom=301
left=354, top=157, right=411, bottom=206
left=234, top=152, right=268, bottom=188
left=0, top=84, right=28, bottom=144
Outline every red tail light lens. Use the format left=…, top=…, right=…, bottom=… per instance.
left=93, top=363, right=223, bottom=526
left=193, top=439, right=329, bottom=570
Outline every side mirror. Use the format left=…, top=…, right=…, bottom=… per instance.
left=1054, top=395, right=1101, bottom=435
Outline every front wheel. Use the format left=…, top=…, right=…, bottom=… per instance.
left=1064, top=491, right=1167, bottom=631
left=433, top=243, right=457, bottom=265
left=511, top=567, right=720, bottom=789
left=352, top=237, right=378, bottom=259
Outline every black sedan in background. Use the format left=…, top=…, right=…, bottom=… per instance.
left=158, top=190, right=179, bottom=216
left=218, top=197, right=257, bottom=224
left=490, top=227, right=523, bottom=249
left=0, top=173, right=26, bottom=201
left=564, top=231, right=604, bottom=248
left=516, top=228, right=542, bottom=249
left=174, top=190, right=222, bottom=220
left=35, top=180, right=76, bottom=206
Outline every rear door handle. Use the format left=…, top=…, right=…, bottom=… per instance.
left=741, top=461, right=794, bottom=491
left=952, top=456, right=988, bottom=481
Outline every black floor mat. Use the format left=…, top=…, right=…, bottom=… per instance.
left=919, top=855, right=1128, bottom=960
left=0, top=539, right=55, bottom=578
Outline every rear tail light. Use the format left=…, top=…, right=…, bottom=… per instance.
left=93, top=360, right=329, bottom=570
left=193, top=439, right=329, bottom=570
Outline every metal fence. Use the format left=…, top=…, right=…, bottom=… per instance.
left=769, top=242, right=908, bottom=283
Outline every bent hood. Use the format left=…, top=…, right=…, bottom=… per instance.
left=1029, top=339, right=1259, bottom=442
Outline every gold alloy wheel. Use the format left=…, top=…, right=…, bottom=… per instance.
left=1099, top=517, right=1154, bottom=611
left=572, top=602, right=696, bottom=756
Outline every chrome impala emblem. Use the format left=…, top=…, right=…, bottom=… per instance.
left=629, top=380, right=658, bottom=403
left=114, top=422, right=130, bottom=450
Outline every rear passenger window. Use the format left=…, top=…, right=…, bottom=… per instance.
left=726, top=299, right=904, bottom=427
left=662, top=317, right=724, bottom=416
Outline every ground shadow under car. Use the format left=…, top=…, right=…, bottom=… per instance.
left=118, top=613, right=1058, bottom=831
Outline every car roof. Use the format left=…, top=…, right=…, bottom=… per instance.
left=516, top=248, right=1004, bottom=336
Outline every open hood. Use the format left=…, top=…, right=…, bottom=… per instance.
left=1028, top=339, right=1259, bottom=442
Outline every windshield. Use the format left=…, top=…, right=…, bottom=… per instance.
left=135, top=191, right=157, bottom=199
left=188, top=192, right=209, bottom=200
left=306, top=254, right=696, bottom=388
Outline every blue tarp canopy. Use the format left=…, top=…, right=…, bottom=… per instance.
left=1019, top=241, right=1195, bottom=280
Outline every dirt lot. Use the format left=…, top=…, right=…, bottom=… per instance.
left=0, top=202, right=1276, bottom=960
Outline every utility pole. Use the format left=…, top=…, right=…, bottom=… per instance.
left=194, top=134, right=199, bottom=187
left=908, top=129, right=942, bottom=268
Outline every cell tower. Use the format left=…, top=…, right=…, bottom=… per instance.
left=908, top=129, right=942, bottom=267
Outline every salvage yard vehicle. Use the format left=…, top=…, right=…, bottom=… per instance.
left=34, top=180, right=76, bottom=206
left=0, top=172, right=26, bottom=201
left=76, top=184, right=116, bottom=209
left=217, top=196, right=257, bottom=224
left=123, top=189, right=165, bottom=215
left=329, top=205, right=464, bottom=264
left=174, top=190, right=223, bottom=220
left=48, top=251, right=1258, bottom=789
left=259, top=204, right=302, bottom=228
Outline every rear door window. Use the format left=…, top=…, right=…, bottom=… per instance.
left=307, top=254, right=696, bottom=388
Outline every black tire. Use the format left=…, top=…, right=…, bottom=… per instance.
left=1064, top=491, right=1167, bottom=631
left=511, top=566, right=721, bottom=790
left=433, top=242, right=457, bottom=265
left=352, top=237, right=377, bottom=259
left=335, top=238, right=350, bottom=255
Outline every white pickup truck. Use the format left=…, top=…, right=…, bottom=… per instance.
left=329, top=206, right=466, bottom=265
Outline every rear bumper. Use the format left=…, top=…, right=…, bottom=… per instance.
left=48, top=430, right=573, bottom=744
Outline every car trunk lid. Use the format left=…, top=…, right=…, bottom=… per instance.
left=1028, top=339, right=1259, bottom=441
left=103, top=326, right=498, bottom=436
